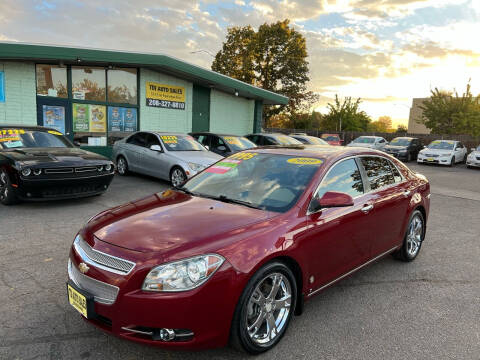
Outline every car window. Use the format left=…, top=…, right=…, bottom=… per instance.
left=159, top=135, right=204, bottom=151
left=389, top=161, right=403, bottom=183
left=391, top=138, right=411, bottom=146
left=360, top=157, right=396, bottom=191
left=222, top=136, right=256, bottom=151
left=146, top=134, right=161, bottom=148
left=211, top=136, right=227, bottom=151
left=379, top=139, right=386, bottom=143
left=126, top=132, right=147, bottom=147
left=264, top=136, right=277, bottom=145
left=292, top=136, right=309, bottom=144
left=353, top=137, right=375, bottom=144
left=314, top=158, right=364, bottom=200
left=195, top=135, right=209, bottom=147
left=246, top=135, right=259, bottom=144
left=427, top=140, right=454, bottom=150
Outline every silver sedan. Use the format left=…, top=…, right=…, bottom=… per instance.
left=113, top=132, right=223, bottom=187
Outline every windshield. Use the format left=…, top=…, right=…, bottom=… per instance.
left=427, top=140, right=454, bottom=150
left=322, top=135, right=339, bottom=141
left=477, top=146, right=480, bottom=151
left=353, top=137, right=375, bottom=144
left=272, top=135, right=303, bottom=145
left=160, top=135, right=205, bottom=151
left=390, top=138, right=411, bottom=146
left=293, top=136, right=328, bottom=145
left=0, top=128, right=71, bottom=150
left=222, top=136, right=256, bottom=151
left=183, top=152, right=323, bottom=212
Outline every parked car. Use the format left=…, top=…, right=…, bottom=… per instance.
left=417, top=140, right=467, bottom=166
left=466, top=145, right=480, bottom=169
left=289, top=134, right=330, bottom=145
left=190, top=132, right=256, bottom=156
left=320, top=133, right=343, bottom=146
left=347, top=136, right=388, bottom=150
left=383, top=137, right=423, bottom=162
left=0, top=125, right=114, bottom=205
left=245, top=133, right=303, bottom=146
left=67, top=146, right=430, bottom=353
left=113, top=132, right=222, bottom=187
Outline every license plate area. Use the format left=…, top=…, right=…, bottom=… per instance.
left=67, top=282, right=95, bottom=319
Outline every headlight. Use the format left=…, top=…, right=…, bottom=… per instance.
left=104, top=164, right=112, bottom=172
left=33, top=168, right=42, bottom=176
left=188, top=163, right=205, bottom=172
left=21, top=168, right=31, bottom=176
left=142, top=254, right=224, bottom=292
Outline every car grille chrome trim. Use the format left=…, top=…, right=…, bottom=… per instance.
left=44, top=168, right=74, bottom=174
left=307, top=246, right=399, bottom=297
left=74, top=236, right=136, bottom=275
left=425, top=154, right=439, bottom=158
left=75, top=166, right=98, bottom=173
left=68, top=259, right=119, bottom=305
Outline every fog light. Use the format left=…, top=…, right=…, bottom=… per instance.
left=33, top=168, right=42, bottom=176
left=21, top=168, right=31, bottom=176
left=158, top=328, right=175, bottom=341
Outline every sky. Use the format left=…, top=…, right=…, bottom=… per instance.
left=1, top=0, right=480, bottom=127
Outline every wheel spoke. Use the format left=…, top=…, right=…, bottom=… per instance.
left=267, top=274, right=282, bottom=300
left=250, top=289, right=266, bottom=306
left=248, top=311, right=266, bottom=335
left=266, top=313, right=277, bottom=340
left=275, top=294, right=291, bottom=310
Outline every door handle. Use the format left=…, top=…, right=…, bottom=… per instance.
left=403, top=190, right=411, bottom=198
left=361, top=204, right=374, bottom=213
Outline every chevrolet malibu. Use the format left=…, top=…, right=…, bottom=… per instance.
left=67, top=146, right=430, bottom=354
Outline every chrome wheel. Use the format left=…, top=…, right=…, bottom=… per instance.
left=171, top=168, right=186, bottom=187
left=117, top=157, right=127, bottom=175
left=406, top=214, right=423, bottom=257
left=0, top=171, right=8, bottom=201
left=246, top=273, right=292, bottom=346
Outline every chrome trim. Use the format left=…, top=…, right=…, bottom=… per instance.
left=44, top=167, right=74, bottom=174
left=68, top=259, right=119, bottom=304
left=74, top=235, right=136, bottom=275
left=121, top=327, right=154, bottom=336
left=307, top=246, right=399, bottom=297
left=175, top=332, right=195, bottom=338
left=75, top=166, right=97, bottom=173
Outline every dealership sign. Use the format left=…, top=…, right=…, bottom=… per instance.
left=146, top=81, right=185, bottom=110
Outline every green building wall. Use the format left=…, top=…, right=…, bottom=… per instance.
left=0, top=62, right=36, bottom=125
left=209, top=89, right=255, bottom=135
left=139, top=68, right=193, bottom=133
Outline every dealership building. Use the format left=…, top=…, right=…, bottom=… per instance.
left=0, top=42, right=287, bottom=157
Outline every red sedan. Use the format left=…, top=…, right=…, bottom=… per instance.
left=321, top=133, right=343, bottom=146
left=67, top=146, right=430, bottom=354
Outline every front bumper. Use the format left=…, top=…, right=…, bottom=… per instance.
left=16, top=173, right=114, bottom=201
left=67, top=237, right=244, bottom=349
left=466, top=157, right=480, bottom=168
left=385, top=151, right=409, bottom=160
left=417, top=155, right=451, bottom=165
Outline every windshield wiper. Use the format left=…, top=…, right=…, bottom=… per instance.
left=174, top=186, right=197, bottom=196
left=210, top=195, right=263, bottom=210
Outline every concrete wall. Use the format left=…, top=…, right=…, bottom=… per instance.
left=0, top=62, right=37, bottom=125
left=209, top=89, right=255, bottom=135
left=408, top=98, right=431, bottom=134
left=139, top=68, right=193, bottom=132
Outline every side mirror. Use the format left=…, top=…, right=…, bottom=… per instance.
left=73, top=141, right=81, bottom=147
left=205, top=145, right=210, bottom=150
left=150, top=144, right=162, bottom=152
left=217, top=145, right=227, bottom=152
left=310, top=191, right=354, bottom=212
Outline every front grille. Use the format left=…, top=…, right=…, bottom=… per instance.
left=425, top=154, right=439, bottom=158
left=68, top=259, right=119, bottom=304
left=42, top=184, right=104, bottom=198
left=75, top=166, right=98, bottom=173
left=75, top=236, right=135, bottom=275
left=45, top=168, right=74, bottom=174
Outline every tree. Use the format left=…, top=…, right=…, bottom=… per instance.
left=212, top=20, right=317, bottom=121
left=377, top=116, right=393, bottom=131
left=418, top=82, right=480, bottom=136
left=396, top=124, right=408, bottom=133
left=321, top=95, right=371, bottom=131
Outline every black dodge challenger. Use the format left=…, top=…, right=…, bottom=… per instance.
left=0, top=125, right=115, bottom=205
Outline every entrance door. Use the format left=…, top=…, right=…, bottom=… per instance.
left=36, top=97, right=72, bottom=139
left=192, top=85, right=210, bottom=132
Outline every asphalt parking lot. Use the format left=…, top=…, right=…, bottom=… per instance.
left=1, top=163, right=479, bottom=360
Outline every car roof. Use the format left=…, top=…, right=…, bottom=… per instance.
left=150, top=131, right=189, bottom=136
left=246, top=133, right=292, bottom=137
left=357, top=135, right=381, bottom=139
left=392, top=137, right=416, bottom=140
left=0, top=124, right=56, bottom=131
left=191, top=132, right=246, bottom=137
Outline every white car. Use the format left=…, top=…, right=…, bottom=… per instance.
left=346, top=136, right=388, bottom=150
left=417, top=140, right=467, bottom=166
left=466, top=145, right=480, bottom=168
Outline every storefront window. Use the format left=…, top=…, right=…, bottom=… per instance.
left=71, top=66, right=106, bottom=102
left=107, top=68, right=137, bottom=104
left=36, top=64, right=68, bottom=98
left=72, top=103, right=107, bottom=146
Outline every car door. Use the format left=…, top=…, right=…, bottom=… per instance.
left=377, top=138, right=387, bottom=150
left=359, top=156, right=411, bottom=256
left=124, top=132, right=148, bottom=173
left=138, top=133, right=165, bottom=178
left=303, top=157, right=374, bottom=288
left=455, top=142, right=466, bottom=162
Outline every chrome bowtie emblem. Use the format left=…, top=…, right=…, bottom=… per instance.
left=78, top=262, right=90, bottom=274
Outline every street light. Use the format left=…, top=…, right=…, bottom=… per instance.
left=190, top=49, right=215, bottom=57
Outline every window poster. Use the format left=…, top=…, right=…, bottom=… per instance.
left=107, top=107, right=137, bottom=132
left=123, top=108, right=137, bottom=132
left=89, top=105, right=107, bottom=133
left=73, top=103, right=90, bottom=132
left=42, top=105, right=65, bottom=134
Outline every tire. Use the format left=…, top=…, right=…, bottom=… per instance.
left=463, top=154, right=467, bottom=163
left=449, top=156, right=454, bottom=167
left=116, top=156, right=129, bottom=176
left=393, top=210, right=425, bottom=262
left=170, top=166, right=186, bottom=187
left=0, top=169, right=18, bottom=205
left=406, top=152, right=412, bottom=162
left=230, top=262, right=297, bottom=354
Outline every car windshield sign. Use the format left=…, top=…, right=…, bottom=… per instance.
left=182, top=152, right=323, bottom=212
left=0, top=128, right=71, bottom=150
left=428, top=140, right=454, bottom=150
left=160, top=135, right=204, bottom=151
left=354, top=137, right=375, bottom=144
left=390, top=138, right=411, bottom=146
left=223, top=136, right=256, bottom=151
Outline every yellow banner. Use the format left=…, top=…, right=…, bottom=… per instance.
left=146, top=82, right=185, bottom=102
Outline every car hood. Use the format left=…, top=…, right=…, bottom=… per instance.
left=385, top=145, right=408, bottom=151
left=168, top=150, right=223, bottom=166
left=88, top=190, right=272, bottom=254
left=1, top=147, right=110, bottom=166
left=419, top=148, right=453, bottom=155
left=347, top=143, right=375, bottom=148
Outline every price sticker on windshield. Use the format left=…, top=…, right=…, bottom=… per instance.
left=161, top=135, right=178, bottom=144
left=230, top=152, right=258, bottom=161
left=1, top=129, right=25, bottom=135
left=206, top=159, right=242, bottom=174
left=48, top=130, right=63, bottom=136
left=287, top=157, right=323, bottom=165
left=224, top=136, right=240, bottom=145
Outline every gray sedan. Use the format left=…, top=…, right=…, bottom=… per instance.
left=113, top=132, right=223, bottom=187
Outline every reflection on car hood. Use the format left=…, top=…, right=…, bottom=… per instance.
left=0, top=147, right=110, bottom=166
left=168, top=150, right=223, bottom=166
left=420, top=148, right=453, bottom=155
left=89, top=191, right=272, bottom=254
